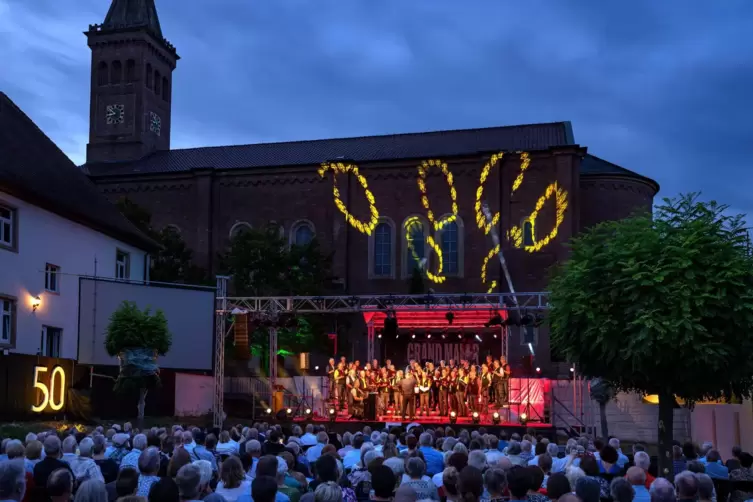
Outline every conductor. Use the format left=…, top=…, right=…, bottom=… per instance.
left=399, top=369, right=417, bottom=421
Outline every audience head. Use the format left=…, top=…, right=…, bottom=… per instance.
left=675, top=471, right=699, bottom=499
left=175, top=464, right=202, bottom=501
left=457, top=466, right=484, bottom=502
left=696, top=473, right=714, bottom=501
left=507, top=466, right=532, bottom=499
left=610, top=477, right=635, bottom=502
left=576, top=476, right=602, bottom=502
left=148, top=478, right=179, bottom=502
left=74, top=480, right=107, bottom=502
left=484, top=467, right=507, bottom=497
left=47, top=468, right=73, bottom=501
left=547, top=472, right=571, bottom=500
left=115, top=468, right=139, bottom=498
left=44, top=436, right=62, bottom=459
left=650, top=478, right=677, bottom=502
left=371, top=465, right=395, bottom=499
left=251, top=476, right=277, bottom=502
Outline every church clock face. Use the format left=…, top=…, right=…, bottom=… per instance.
left=105, top=104, right=124, bottom=125
left=149, top=111, right=161, bottom=136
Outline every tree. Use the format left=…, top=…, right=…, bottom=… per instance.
left=105, top=301, right=172, bottom=419
left=219, top=224, right=335, bottom=356
left=115, top=197, right=208, bottom=284
left=549, top=194, right=753, bottom=479
left=589, top=378, right=615, bottom=439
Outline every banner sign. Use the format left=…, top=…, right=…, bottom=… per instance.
left=386, top=339, right=502, bottom=369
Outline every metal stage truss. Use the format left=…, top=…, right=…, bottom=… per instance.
left=212, top=278, right=550, bottom=426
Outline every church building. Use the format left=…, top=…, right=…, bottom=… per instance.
left=81, top=0, right=659, bottom=367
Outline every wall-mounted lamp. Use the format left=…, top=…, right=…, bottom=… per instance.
left=31, top=296, right=41, bottom=312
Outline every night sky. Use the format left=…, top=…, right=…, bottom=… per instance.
left=1, top=0, right=751, bottom=221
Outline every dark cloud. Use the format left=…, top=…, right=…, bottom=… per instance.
left=1, top=0, right=751, bottom=222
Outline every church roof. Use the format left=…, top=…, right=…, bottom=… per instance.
left=102, top=0, right=163, bottom=38
left=0, top=92, right=159, bottom=252
left=84, top=121, right=577, bottom=176
left=581, top=153, right=659, bottom=192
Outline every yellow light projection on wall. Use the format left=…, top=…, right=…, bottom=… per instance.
left=318, top=162, right=379, bottom=235
left=481, top=244, right=501, bottom=293
left=510, top=182, right=569, bottom=252
left=417, top=159, right=458, bottom=231
left=404, top=216, right=446, bottom=284
left=474, top=152, right=505, bottom=234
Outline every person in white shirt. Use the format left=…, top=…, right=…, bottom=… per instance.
left=60, top=436, right=78, bottom=465
left=182, top=431, right=196, bottom=455
left=305, top=432, right=329, bottom=463
left=300, top=425, right=318, bottom=447
left=214, top=456, right=251, bottom=502
left=216, top=431, right=239, bottom=456
left=68, top=438, right=104, bottom=484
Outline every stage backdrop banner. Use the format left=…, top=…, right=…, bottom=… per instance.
left=385, top=339, right=502, bottom=369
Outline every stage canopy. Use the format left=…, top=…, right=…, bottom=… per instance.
left=364, top=305, right=508, bottom=330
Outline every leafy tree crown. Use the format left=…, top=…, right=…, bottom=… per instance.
left=549, top=194, right=753, bottom=402
left=105, top=301, right=172, bottom=356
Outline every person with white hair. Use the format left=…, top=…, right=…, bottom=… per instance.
left=520, top=440, right=534, bottom=464
left=119, top=433, right=147, bottom=471
left=67, top=437, right=104, bottom=483
left=61, top=436, right=78, bottom=465
left=107, top=433, right=129, bottom=464
left=135, top=447, right=161, bottom=496
left=633, top=451, right=655, bottom=488
left=506, top=441, right=526, bottom=467
left=650, top=478, right=677, bottom=502
left=73, top=479, right=108, bottom=502
left=348, top=448, right=382, bottom=488
left=24, top=433, right=37, bottom=445
left=0, top=461, right=26, bottom=502
left=565, top=466, right=585, bottom=492
left=33, top=436, right=75, bottom=496
left=338, top=432, right=353, bottom=458
left=245, top=440, right=262, bottom=479
left=608, top=438, right=629, bottom=468
left=192, top=460, right=216, bottom=500
left=306, top=431, right=329, bottom=463
left=182, top=430, right=196, bottom=455
left=0, top=438, right=10, bottom=462
left=401, top=457, right=439, bottom=501
left=468, top=450, right=487, bottom=472
left=370, top=431, right=383, bottom=452
left=314, top=481, right=343, bottom=502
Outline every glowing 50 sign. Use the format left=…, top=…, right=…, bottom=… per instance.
left=319, top=152, right=569, bottom=290
left=31, top=365, right=66, bottom=412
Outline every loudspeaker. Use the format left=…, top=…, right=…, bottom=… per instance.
left=300, top=353, right=310, bottom=370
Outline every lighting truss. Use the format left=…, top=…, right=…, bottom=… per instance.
left=218, top=292, right=549, bottom=315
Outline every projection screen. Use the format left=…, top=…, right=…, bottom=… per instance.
left=77, top=278, right=215, bottom=370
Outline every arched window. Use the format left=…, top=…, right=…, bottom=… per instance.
left=97, top=62, right=109, bottom=86
left=110, top=61, right=122, bottom=85
left=125, top=59, right=136, bottom=82
left=229, top=221, right=252, bottom=240
left=373, top=222, right=392, bottom=276
left=145, top=64, right=153, bottom=89
left=402, top=216, right=428, bottom=278
left=368, top=218, right=395, bottom=279
left=523, top=220, right=534, bottom=247
left=440, top=221, right=459, bottom=275
left=162, top=77, right=169, bottom=101
left=291, top=220, right=315, bottom=247
left=154, top=71, right=161, bottom=95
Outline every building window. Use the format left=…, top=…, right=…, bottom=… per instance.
left=402, top=216, right=428, bottom=278
left=125, top=59, right=136, bottom=82
left=523, top=220, right=534, bottom=247
left=229, top=222, right=252, bottom=240
left=110, top=60, right=122, bottom=85
left=97, top=61, right=109, bottom=86
left=45, top=264, right=60, bottom=293
left=374, top=222, right=392, bottom=276
left=0, top=203, right=16, bottom=250
left=116, top=250, right=130, bottom=280
left=41, top=326, right=62, bottom=358
left=291, top=221, right=315, bottom=247
left=145, top=64, right=153, bottom=89
left=154, top=71, right=162, bottom=95
left=521, top=325, right=538, bottom=346
left=1, top=296, right=14, bottom=346
left=440, top=221, right=459, bottom=275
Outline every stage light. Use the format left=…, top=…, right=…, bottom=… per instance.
left=446, top=311, right=455, bottom=325
left=265, top=408, right=272, bottom=415
left=411, top=333, right=416, bottom=339
left=315, top=365, right=320, bottom=371
left=492, top=412, right=500, bottom=425
left=449, top=411, right=457, bottom=424
left=570, top=367, right=575, bottom=372
left=484, top=311, right=502, bottom=328
left=427, top=333, right=431, bottom=339
left=475, top=334, right=482, bottom=342
left=329, top=408, right=336, bottom=422
left=493, top=333, right=497, bottom=339
left=304, top=408, right=312, bottom=418
left=458, top=333, right=462, bottom=339
left=520, top=412, right=528, bottom=424
left=536, top=367, right=541, bottom=373
left=441, top=333, right=446, bottom=339
left=286, top=408, right=292, bottom=415
left=378, top=333, right=382, bottom=339
left=472, top=411, right=480, bottom=424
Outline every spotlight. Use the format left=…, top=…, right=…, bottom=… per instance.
left=472, top=411, right=480, bottom=424
left=449, top=411, right=457, bottom=424
left=484, top=311, right=502, bottom=328
left=441, top=333, right=446, bottom=339
left=492, top=412, right=500, bottom=425
left=411, top=333, right=416, bottom=339
left=520, top=412, right=528, bottom=424
left=475, top=334, right=482, bottom=342
left=378, top=333, right=382, bottom=339
left=315, top=366, right=320, bottom=371
left=570, top=367, right=575, bottom=373
left=286, top=408, right=292, bottom=415
left=536, top=367, right=541, bottom=373
left=304, top=408, right=313, bottom=418
left=328, top=408, right=336, bottom=422
left=458, top=333, right=462, bottom=339
left=446, top=311, right=455, bottom=325
left=493, top=333, right=497, bottom=339
left=265, top=408, right=272, bottom=415
left=427, top=333, right=431, bottom=339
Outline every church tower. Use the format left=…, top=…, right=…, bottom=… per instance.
left=85, top=0, right=179, bottom=163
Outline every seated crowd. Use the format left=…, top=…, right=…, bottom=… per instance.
left=1, top=423, right=752, bottom=502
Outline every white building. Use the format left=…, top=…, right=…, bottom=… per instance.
left=0, top=92, right=157, bottom=359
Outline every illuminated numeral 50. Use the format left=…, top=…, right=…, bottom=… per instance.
left=31, top=366, right=65, bottom=412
